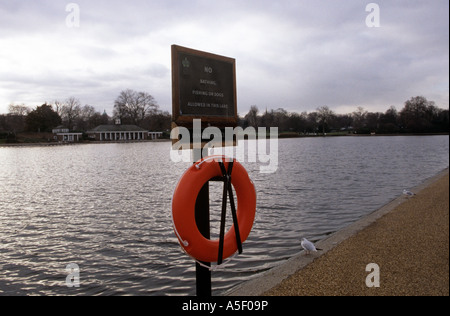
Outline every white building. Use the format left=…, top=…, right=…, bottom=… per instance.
left=52, top=125, right=83, bottom=142
left=87, top=124, right=150, bottom=141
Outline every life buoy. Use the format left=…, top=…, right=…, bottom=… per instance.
left=172, top=155, right=256, bottom=263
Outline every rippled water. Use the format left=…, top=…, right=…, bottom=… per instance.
left=0, top=136, right=448, bottom=295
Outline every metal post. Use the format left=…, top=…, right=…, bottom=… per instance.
left=193, top=148, right=212, bottom=297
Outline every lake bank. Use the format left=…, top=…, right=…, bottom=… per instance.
left=226, top=168, right=449, bottom=296
left=0, top=139, right=170, bottom=148
left=278, top=132, right=449, bottom=138
left=2, top=132, right=447, bottom=147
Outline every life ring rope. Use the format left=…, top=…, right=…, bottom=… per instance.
left=194, top=154, right=234, bottom=170
left=171, top=213, right=189, bottom=247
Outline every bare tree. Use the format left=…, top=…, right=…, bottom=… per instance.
left=80, top=105, right=96, bottom=121
left=400, top=96, right=437, bottom=132
left=61, top=97, right=82, bottom=129
left=245, top=105, right=259, bottom=128
left=352, top=106, right=368, bottom=132
left=52, top=100, right=64, bottom=117
left=316, top=106, right=335, bottom=135
left=113, top=89, right=159, bottom=125
left=6, top=103, right=30, bottom=132
left=75, top=105, right=97, bottom=131
left=8, top=103, right=30, bottom=116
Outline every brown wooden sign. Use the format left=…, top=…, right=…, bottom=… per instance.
left=172, top=45, right=237, bottom=127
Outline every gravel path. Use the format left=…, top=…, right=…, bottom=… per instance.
left=264, top=171, right=449, bottom=296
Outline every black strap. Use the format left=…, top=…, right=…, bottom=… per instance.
left=217, top=159, right=243, bottom=265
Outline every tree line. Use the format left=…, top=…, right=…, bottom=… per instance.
left=0, top=89, right=172, bottom=136
left=242, top=96, right=448, bottom=135
left=1, top=94, right=448, bottom=141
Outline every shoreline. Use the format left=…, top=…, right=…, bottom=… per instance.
left=2, top=133, right=448, bottom=147
left=278, top=132, right=449, bottom=138
left=0, top=139, right=171, bottom=148
left=226, top=168, right=449, bottom=296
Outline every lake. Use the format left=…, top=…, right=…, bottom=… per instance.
left=0, top=135, right=448, bottom=295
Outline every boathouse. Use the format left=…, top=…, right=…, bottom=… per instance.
left=52, top=125, right=83, bottom=142
left=87, top=124, right=150, bottom=141
left=148, top=132, right=163, bottom=140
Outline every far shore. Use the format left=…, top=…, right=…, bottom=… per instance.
left=0, top=139, right=171, bottom=148
left=1, top=132, right=448, bottom=148
left=278, top=132, right=449, bottom=138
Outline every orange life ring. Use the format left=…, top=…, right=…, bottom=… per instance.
left=172, top=155, right=256, bottom=263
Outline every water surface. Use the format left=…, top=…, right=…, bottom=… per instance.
left=0, top=136, right=448, bottom=295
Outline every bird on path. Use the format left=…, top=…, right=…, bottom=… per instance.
left=301, top=238, right=322, bottom=255
left=403, top=189, right=416, bottom=197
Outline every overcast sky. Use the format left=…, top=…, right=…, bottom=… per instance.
left=0, top=0, right=448, bottom=116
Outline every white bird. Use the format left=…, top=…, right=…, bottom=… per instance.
left=403, top=189, right=416, bottom=197
left=301, top=238, right=322, bottom=255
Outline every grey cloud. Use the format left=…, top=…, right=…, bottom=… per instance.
left=0, top=0, right=448, bottom=115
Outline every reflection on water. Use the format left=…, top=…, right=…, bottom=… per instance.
left=0, top=136, right=448, bottom=295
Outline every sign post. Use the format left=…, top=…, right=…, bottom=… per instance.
left=193, top=149, right=211, bottom=297
left=171, top=45, right=238, bottom=296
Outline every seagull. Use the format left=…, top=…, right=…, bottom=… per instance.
left=403, top=189, right=416, bottom=197
left=301, top=238, right=322, bottom=255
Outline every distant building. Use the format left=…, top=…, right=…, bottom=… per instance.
left=52, top=126, right=69, bottom=134
left=148, top=132, right=163, bottom=140
left=52, top=125, right=83, bottom=142
left=87, top=124, right=150, bottom=141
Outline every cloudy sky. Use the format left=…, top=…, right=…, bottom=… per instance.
left=0, top=0, right=448, bottom=116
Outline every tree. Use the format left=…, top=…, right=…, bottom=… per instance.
left=334, top=114, right=353, bottom=132
left=366, top=112, right=381, bottom=133
left=352, top=106, right=368, bottom=133
left=142, top=110, right=171, bottom=131
left=316, top=106, right=335, bottom=135
left=287, top=112, right=307, bottom=133
left=52, top=100, right=64, bottom=117
left=60, top=97, right=82, bottom=130
left=26, top=103, right=62, bottom=132
left=5, top=103, right=30, bottom=132
left=8, top=103, right=30, bottom=116
left=433, top=109, right=449, bottom=132
left=272, top=108, right=289, bottom=131
left=260, top=109, right=274, bottom=127
left=379, top=106, right=399, bottom=133
left=113, top=89, right=159, bottom=125
left=306, top=112, right=319, bottom=134
left=400, top=96, right=437, bottom=133
left=244, top=105, right=259, bottom=128
left=75, top=105, right=103, bottom=131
